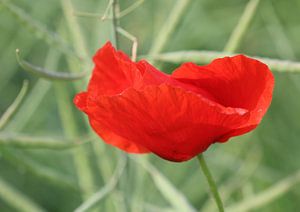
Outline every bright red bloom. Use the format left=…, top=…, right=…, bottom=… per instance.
left=74, top=42, right=274, bottom=162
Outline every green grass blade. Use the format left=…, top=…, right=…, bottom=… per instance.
left=224, top=0, right=261, bottom=52
left=4, top=80, right=51, bottom=131
left=144, top=203, right=174, bottom=212
left=0, top=133, right=90, bottom=150
left=0, top=0, right=78, bottom=59
left=0, top=176, right=45, bottom=212
left=201, top=145, right=262, bottom=211
left=261, top=1, right=296, bottom=60
left=101, top=0, right=113, bottom=21
left=4, top=48, right=59, bottom=131
left=61, top=0, right=90, bottom=63
left=54, top=82, right=96, bottom=200
left=147, top=0, right=192, bottom=63
left=74, top=155, right=127, bottom=212
left=74, top=0, right=144, bottom=20
left=149, top=51, right=300, bottom=73
left=226, top=170, right=300, bottom=212
left=118, top=0, right=144, bottom=19
left=135, top=158, right=196, bottom=212
left=55, top=11, right=98, bottom=202
left=0, top=148, right=77, bottom=191
left=0, top=80, right=28, bottom=129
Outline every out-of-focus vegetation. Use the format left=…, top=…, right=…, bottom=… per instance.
left=0, top=0, right=300, bottom=211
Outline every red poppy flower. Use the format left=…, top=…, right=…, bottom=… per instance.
left=74, top=42, right=274, bottom=162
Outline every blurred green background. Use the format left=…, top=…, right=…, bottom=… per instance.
left=1, top=0, right=300, bottom=211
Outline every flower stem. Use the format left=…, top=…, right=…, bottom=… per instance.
left=197, top=154, right=224, bottom=212
left=112, top=0, right=119, bottom=48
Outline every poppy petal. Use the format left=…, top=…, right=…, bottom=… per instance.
left=89, top=119, right=150, bottom=153
left=74, top=42, right=274, bottom=162
left=73, top=91, right=149, bottom=153
left=135, top=60, right=170, bottom=87
left=172, top=55, right=274, bottom=141
left=89, top=84, right=249, bottom=162
left=88, top=42, right=142, bottom=96
left=73, top=92, right=88, bottom=113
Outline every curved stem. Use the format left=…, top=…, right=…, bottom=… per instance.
left=197, top=154, right=224, bottom=212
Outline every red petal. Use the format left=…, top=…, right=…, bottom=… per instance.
left=89, top=119, right=149, bottom=153
left=88, top=42, right=143, bottom=96
left=88, top=42, right=173, bottom=97
left=135, top=60, right=169, bottom=87
left=74, top=43, right=274, bottom=162
left=135, top=60, right=218, bottom=102
left=172, top=55, right=274, bottom=141
left=89, top=84, right=249, bottom=162
left=73, top=92, right=88, bottom=113
left=73, top=91, right=149, bottom=153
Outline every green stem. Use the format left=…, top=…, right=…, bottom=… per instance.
left=16, top=49, right=87, bottom=81
left=224, top=0, right=260, bottom=52
left=112, top=0, right=119, bottom=48
left=0, top=80, right=28, bottom=129
left=0, top=176, right=44, bottom=212
left=226, top=170, right=300, bottom=212
left=151, top=50, right=300, bottom=73
left=197, top=154, right=224, bottom=212
left=147, top=0, right=191, bottom=64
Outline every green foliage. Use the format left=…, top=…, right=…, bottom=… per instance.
left=1, top=0, right=300, bottom=211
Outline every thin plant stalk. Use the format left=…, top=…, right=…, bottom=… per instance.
left=54, top=82, right=96, bottom=200
left=117, top=27, right=138, bottom=61
left=197, top=154, right=224, bottom=212
left=150, top=50, right=300, bottom=73
left=74, top=156, right=127, bottom=212
left=224, top=0, right=261, bottom=52
left=16, top=49, right=87, bottom=81
left=0, top=177, right=45, bottom=212
left=226, top=170, right=300, bottom=212
left=74, top=0, right=144, bottom=20
left=0, top=80, right=28, bottom=129
left=112, top=0, right=119, bottom=48
left=147, top=0, right=191, bottom=64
